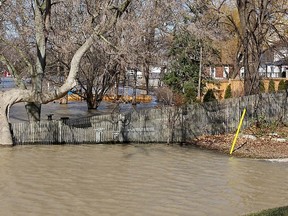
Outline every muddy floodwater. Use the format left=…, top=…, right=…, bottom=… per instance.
left=0, top=144, right=287, bottom=216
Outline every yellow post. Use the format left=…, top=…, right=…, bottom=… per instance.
left=230, top=108, right=246, bottom=155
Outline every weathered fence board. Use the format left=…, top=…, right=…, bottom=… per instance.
left=11, top=92, right=288, bottom=145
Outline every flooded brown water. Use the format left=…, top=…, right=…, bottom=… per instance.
left=0, top=144, right=287, bottom=216
left=10, top=100, right=158, bottom=123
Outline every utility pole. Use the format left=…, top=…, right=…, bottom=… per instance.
left=197, top=45, right=203, bottom=100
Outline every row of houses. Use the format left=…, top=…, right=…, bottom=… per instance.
left=206, top=44, right=288, bottom=80
left=135, top=43, right=288, bottom=90
left=207, top=62, right=288, bottom=80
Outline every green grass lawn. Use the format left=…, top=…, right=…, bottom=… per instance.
left=246, top=206, right=288, bottom=216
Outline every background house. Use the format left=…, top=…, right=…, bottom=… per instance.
left=204, top=65, right=234, bottom=79
left=258, top=44, right=288, bottom=78
left=205, top=42, right=288, bottom=80
left=204, top=43, right=288, bottom=99
left=148, top=67, right=163, bottom=87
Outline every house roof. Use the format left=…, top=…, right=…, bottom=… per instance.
left=274, top=57, right=288, bottom=66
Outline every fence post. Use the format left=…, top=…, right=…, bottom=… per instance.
left=118, top=114, right=125, bottom=142
left=58, top=121, right=62, bottom=143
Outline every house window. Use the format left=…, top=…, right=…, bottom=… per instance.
left=210, top=67, right=216, bottom=78
left=240, top=67, right=244, bottom=78
left=223, top=66, right=229, bottom=78
left=281, top=67, right=287, bottom=78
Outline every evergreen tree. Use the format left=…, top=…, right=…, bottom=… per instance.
left=224, top=84, right=232, bottom=99
left=203, top=89, right=217, bottom=102
left=259, top=81, right=265, bottom=93
left=278, top=80, right=286, bottom=91
left=268, top=80, right=275, bottom=93
left=285, top=80, right=288, bottom=90
left=163, top=31, right=201, bottom=103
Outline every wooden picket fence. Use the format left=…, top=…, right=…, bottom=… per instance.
left=11, top=115, right=120, bottom=145
left=11, top=92, right=288, bottom=145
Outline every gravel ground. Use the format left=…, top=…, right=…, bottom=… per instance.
left=189, top=125, right=288, bottom=159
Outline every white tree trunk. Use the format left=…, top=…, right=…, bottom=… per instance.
left=0, top=89, right=31, bottom=145
left=0, top=1, right=132, bottom=146
left=0, top=110, right=13, bottom=145
left=0, top=34, right=96, bottom=146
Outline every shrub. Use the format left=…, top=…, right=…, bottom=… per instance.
left=154, top=87, right=174, bottom=105
left=224, top=84, right=232, bottom=99
left=278, top=80, right=286, bottom=91
left=268, top=80, right=275, bottom=93
left=183, top=81, right=197, bottom=103
left=259, top=81, right=265, bottom=93
left=154, top=87, right=184, bottom=106
left=285, top=80, right=288, bottom=89
left=203, top=89, right=217, bottom=102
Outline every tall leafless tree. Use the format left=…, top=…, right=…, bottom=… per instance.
left=0, top=0, right=132, bottom=145
left=217, top=0, right=288, bottom=95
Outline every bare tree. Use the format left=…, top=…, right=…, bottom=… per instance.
left=0, top=0, right=132, bottom=145
left=44, top=0, right=131, bottom=109
left=238, top=0, right=288, bottom=95
left=57, top=0, right=182, bottom=104
left=114, top=1, right=181, bottom=94
left=216, top=0, right=288, bottom=95
left=76, top=43, right=123, bottom=109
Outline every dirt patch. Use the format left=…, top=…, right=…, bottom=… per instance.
left=189, top=125, right=288, bottom=159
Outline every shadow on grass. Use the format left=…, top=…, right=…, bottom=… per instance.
left=246, top=206, right=288, bottom=216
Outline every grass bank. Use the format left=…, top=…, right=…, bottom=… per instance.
left=246, top=206, right=288, bottom=216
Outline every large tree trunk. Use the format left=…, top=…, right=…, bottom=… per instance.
left=0, top=89, right=33, bottom=145
left=237, top=0, right=269, bottom=95
left=86, top=88, right=101, bottom=109
left=86, top=98, right=102, bottom=109
left=24, top=0, right=48, bottom=122
left=0, top=33, right=96, bottom=145
left=0, top=0, right=133, bottom=146
left=0, top=107, right=13, bottom=145
left=144, top=63, right=150, bottom=95
left=242, top=36, right=260, bottom=95
left=25, top=102, right=41, bottom=122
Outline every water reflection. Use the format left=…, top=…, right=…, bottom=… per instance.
left=0, top=144, right=287, bottom=216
